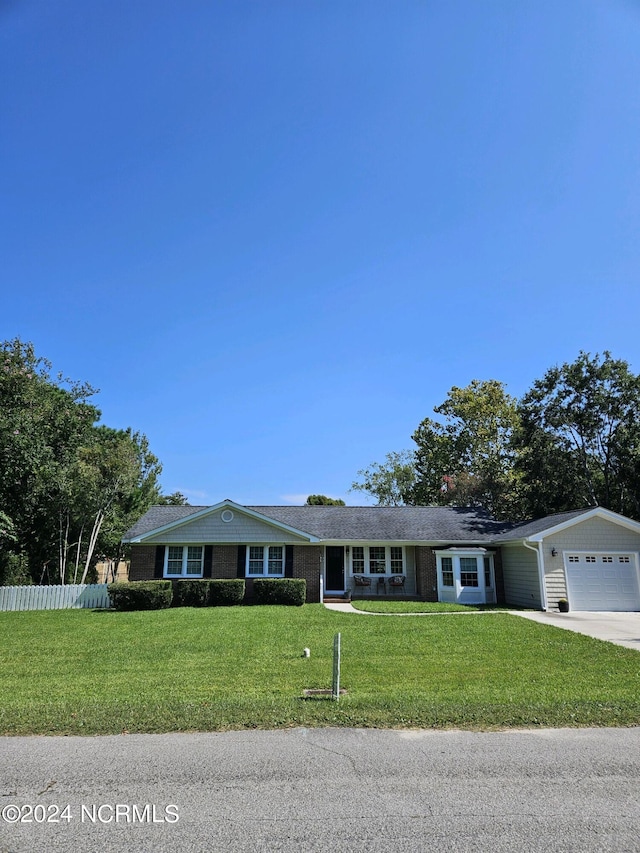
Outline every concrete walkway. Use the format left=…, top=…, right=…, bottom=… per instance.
left=323, top=601, right=640, bottom=650
left=323, top=601, right=503, bottom=617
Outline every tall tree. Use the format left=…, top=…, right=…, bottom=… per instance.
left=157, top=491, right=189, bottom=506
left=351, top=451, right=417, bottom=506
left=411, top=380, right=521, bottom=518
left=0, top=338, right=164, bottom=583
left=0, top=339, right=99, bottom=581
left=305, top=494, right=346, bottom=506
left=514, top=352, right=640, bottom=519
left=60, top=426, right=163, bottom=583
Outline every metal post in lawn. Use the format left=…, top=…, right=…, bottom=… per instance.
left=332, top=632, right=341, bottom=701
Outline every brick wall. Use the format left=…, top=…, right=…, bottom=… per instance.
left=293, top=545, right=322, bottom=602
left=129, top=543, right=320, bottom=602
left=211, top=545, right=240, bottom=578
left=129, top=545, right=157, bottom=580
left=415, top=546, right=438, bottom=601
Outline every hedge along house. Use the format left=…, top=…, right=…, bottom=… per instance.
left=122, top=500, right=640, bottom=611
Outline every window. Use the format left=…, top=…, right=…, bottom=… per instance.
left=246, top=545, right=285, bottom=577
left=369, top=546, right=386, bottom=574
left=352, top=547, right=365, bottom=574
left=460, top=557, right=479, bottom=587
left=483, top=556, right=493, bottom=588
left=349, top=546, right=404, bottom=576
left=390, top=547, right=403, bottom=574
left=165, top=546, right=203, bottom=577
left=441, top=556, right=454, bottom=587
left=436, top=550, right=495, bottom=599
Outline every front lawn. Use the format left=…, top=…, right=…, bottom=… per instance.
left=1, top=606, right=639, bottom=735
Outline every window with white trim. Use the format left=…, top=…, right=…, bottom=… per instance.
left=460, top=556, right=479, bottom=587
left=349, top=546, right=405, bottom=576
left=246, top=545, right=285, bottom=577
left=483, top=556, right=493, bottom=588
left=441, top=556, right=454, bottom=587
left=165, top=545, right=204, bottom=577
left=436, top=550, right=495, bottom=596
left=390, top=547, right=403, bottom=573
left=369, top=546, right=386, bottom=574
left=352, top=547, right=365, bottom=573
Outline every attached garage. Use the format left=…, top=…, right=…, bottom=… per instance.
left=499, top=507, right=640, bottom=612
left=564, top=553, right=640, bottom=612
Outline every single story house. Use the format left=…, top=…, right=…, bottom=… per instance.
left=122, top=500, right=640, bottom=611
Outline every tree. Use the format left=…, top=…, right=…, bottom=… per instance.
left=60, top=426, right=163, bottom=583
left=305, top=494, right=346, bottom=506
left=411, top=380, right=521, bottom=518
left=157, top=491, right=189, bottom=506
left=514, top=352, right=640, bottom=519
left=350, top=451, right=417, bottom=506
left=0, top=339, right=99, bottom=581
left=0, top=338, right=164, bottom=583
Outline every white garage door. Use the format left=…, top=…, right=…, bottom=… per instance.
left=565, top=553, right=640, bottom=611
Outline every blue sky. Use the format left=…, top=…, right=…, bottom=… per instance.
left=2, top=1, right=640, bottom=505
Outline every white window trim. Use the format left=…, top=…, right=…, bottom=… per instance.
left=435, top=549, right=495, bottom=602
left=164, top=545, right=204, bottom=578
left=245, top=544, right=286, bottom=578
left=349, top=545, right=405, bottom=576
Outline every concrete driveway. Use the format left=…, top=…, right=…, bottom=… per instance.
left=512, top=610, right=640, bottom=651
left=325, top=601, right=640, bottom=651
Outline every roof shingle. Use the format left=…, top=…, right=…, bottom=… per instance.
left=123, top=503, right=519, bottom=543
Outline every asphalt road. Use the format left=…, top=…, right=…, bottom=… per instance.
left=2, top=727, right=640, bottom=852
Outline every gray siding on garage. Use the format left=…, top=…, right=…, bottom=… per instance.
left=501, top=543, right=541, bottom=608
left=541, top=517, right=640, bottom=610
left=545, top=516, right=640, bottom=553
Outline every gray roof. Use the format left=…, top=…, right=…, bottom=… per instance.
left=249, top=505, right=513, bottom=541
left=493, top=508, right=594, bottom=541
left=123, top=503, right=522, bottom=543
left=123, top=505, right=209, bottom=541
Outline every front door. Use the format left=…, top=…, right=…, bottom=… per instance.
left=325, top=546, right=345, bottom=592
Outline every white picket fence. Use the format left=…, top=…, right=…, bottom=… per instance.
left=0, top=583, right=110, bottom=612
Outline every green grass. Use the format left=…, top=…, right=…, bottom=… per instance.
left=1, top=605, right=639, bottom=735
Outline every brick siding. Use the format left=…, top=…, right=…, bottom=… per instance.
left=211, top=545, right=240, bottom=578
left=129, top=543, right=321, bottom=603
left=129, top=545, right=157, bottom=581
left=293, top=545, right=322, bottom=602
left=415, top=546, right=438, bottom=601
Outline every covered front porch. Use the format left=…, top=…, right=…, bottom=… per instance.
left=323, top=543, right=418, bottom=599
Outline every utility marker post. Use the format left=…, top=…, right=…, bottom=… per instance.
left=332, top=632, right=341, bottom=701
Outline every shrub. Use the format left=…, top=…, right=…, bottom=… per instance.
left=108, top=581, right=173, bottom=611
left=252, top=578, right=306, bottom=606
left=208, top=579, right=245, bottom=606
left=174, top=579, right=210, bottom=607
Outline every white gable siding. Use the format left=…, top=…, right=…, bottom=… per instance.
left=144, top=509, right=309, bottom=544
left=542, top=516, right=640, bottom=608
left=501, top=544, right=541, bottom=608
